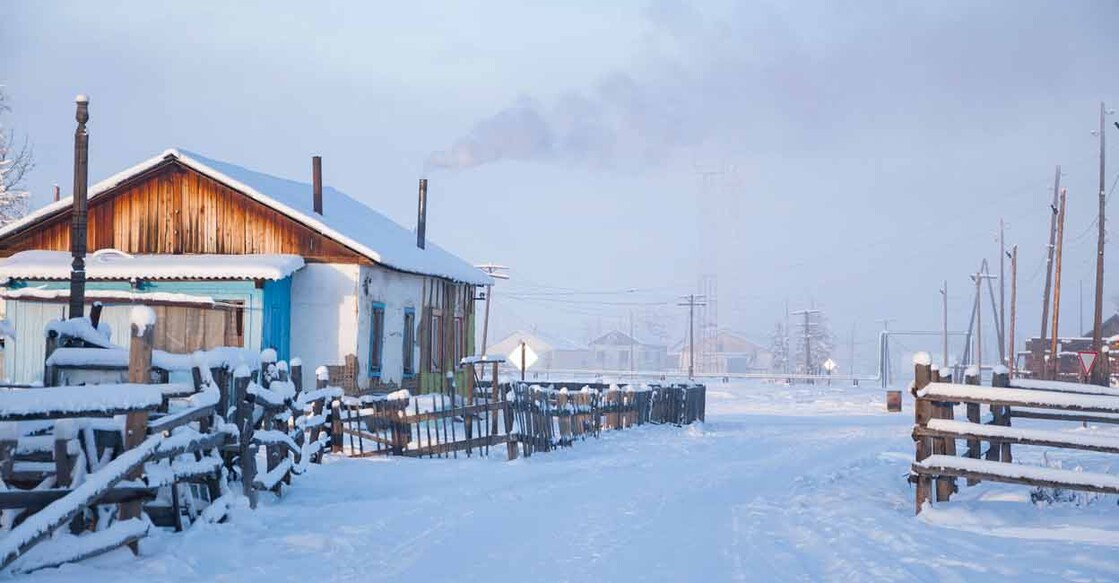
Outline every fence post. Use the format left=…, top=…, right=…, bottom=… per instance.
left=964, top=368, right=981, bottom=485
left=122, top=312, right=154, bottom=551
left=990, top=368, right=1011, bottom=463
left=233, top=369, right=257, bottom=509
left=912, top=358, right=933, bottom=514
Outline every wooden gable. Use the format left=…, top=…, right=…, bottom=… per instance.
left=0, top=160, right=368, bottom=263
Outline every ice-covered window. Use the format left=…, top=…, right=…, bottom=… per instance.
left=430, top=312, right=443, bottom=373
left=369, top=302, right=385, bottom=377
left=453, top=316, right=464, bottom=362
left=403, top=308, right=415, bottom=377
left=223, top=300, right=245, bottom=347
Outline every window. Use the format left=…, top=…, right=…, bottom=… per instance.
left=453, top=316, right=464, bottom=361
left=223, top=300, right=246, bottom=347
left=430, top=312, right=443, bottom=373
left=402, top=308, right=415, bottom=377
left=368, top=302, right=385, bottom=377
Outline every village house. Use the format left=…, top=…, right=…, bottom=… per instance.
left=0, top=148, right=490, bottom=392
left=674, top=329, right=773, bottom=375
left=487, top=329, right=592, bottom=372
left=588, top=330, right=668, bottom=371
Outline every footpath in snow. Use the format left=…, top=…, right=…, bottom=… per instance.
left=13, top=381, right=1119, bottom=582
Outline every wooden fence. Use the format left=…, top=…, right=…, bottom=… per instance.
left=0, top=317, right=340, bottom=573
left=330, top=377, right=706, bottom=461
left=510, top=383, right=706, bottom=456
left=909, top=359, right=1119, bottom=514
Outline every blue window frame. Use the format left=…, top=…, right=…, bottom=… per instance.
left=402, top=308, right=416, bottom=378
left=369, top=302, right=385, bottom=378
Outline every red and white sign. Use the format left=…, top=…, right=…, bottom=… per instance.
left=1077, top=351, right=1099, bottom=376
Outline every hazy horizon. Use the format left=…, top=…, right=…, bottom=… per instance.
left=4, top=0, right=1119, bottom=373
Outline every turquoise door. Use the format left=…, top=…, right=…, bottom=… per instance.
left=262, top=276, right=292, bottom=361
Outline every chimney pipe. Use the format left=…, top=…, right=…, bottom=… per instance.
left=69, top=95, right=90, bottom=320
left=312, top=155, right=323, bottom=215
left=416, top=179, right=427, bottom=250
left=53, top=185, right=60, bottom=202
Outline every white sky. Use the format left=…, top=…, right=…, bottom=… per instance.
left=3, top=0, right=1119, bottom=372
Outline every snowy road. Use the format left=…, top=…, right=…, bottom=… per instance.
left=18, top=382, right=1119, bottom=582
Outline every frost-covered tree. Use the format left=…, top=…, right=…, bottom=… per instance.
left=790, top=310, right=834, bottom=375
left=0, top=88, right=34, bottom=226
left=768, top=321, right=789, bottom=374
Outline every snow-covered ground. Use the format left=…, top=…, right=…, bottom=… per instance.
left=14, top=381, right=1119, bottom=582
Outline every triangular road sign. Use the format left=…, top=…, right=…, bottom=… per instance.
left=1077, top=351, right=1098, bottom=376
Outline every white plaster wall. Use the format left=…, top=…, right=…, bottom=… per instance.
left=290, top=263, right=360, bottom=390
left=355, top=265, right=424, bottom=389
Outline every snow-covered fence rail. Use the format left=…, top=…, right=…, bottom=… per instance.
left=909, top=358, right=1119, bottom=515
left=509, top=383, right=706, bottom=456
left=0, top=310, right=343, bottom=573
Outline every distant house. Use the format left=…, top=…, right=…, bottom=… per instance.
left=487, top=330, right=592, bottom=371
left=0, top=148, right=490, bottom=391
left=588, top=330, right=668, bottom=371
left=674, top=329, right=772, bottom=374
left=1020, top=313, right=1119, bottom=381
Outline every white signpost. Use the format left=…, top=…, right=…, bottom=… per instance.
left=509, top=342, right=538, bottom=379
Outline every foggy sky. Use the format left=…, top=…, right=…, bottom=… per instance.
left=2, top=0, right=1119, bottom=373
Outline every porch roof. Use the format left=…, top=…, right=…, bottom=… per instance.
left=0, top=249, right=304, bottom=282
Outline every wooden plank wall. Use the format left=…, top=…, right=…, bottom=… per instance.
left=418, top=278, right=475, bottom=394
left=0, top=162, right=366, bottom=263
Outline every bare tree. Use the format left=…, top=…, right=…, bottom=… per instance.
left=0, top=87, right=34, bottom=225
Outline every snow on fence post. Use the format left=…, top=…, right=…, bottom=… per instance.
left=911, top=354, right=934, bottom=514
left=121, top=307, right=156, bottom=551
left=233, top=367, right=257, bottom=509
left=990, top=368, right=1012, bottom=463
left=963, top=367, right=982, bottom=485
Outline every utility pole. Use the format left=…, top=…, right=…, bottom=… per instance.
left=1009, top=245, right=1018, bottom=377
left=1050, top=189, right=1067, bottom=380
left=999, top=218, right=1006, bottom=364
left=1092, top=102, right=1109, bottom=385
left=1040, top=165, right=1061, bottom=344
left=679, top=294, right=707, bottom=378
left=629, top=311, right=635, bottom=373
left=69, top=95, right=90, bottom=320
left=878, top=318, right=894, bottom=387
left=940, top=281, right=949, bottom=370
left=971, top=267, right=998, bottom=379
left=849, top=322, right=856, bottom=379
left=792, top=309, right=822, bottom=378
left=475, top=264, right=509, bottom=355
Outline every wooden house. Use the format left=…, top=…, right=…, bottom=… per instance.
left=0, top=149, right=490, bottom=392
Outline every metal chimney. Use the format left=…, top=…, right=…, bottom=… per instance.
left=53, top=184, right=60, bottom=202
left=69, top=95, right=90, bottom=320
left=416, top=179, right=427, bottom=249
left=312, top=155, right=323, bottom=215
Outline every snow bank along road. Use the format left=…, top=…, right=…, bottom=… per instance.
left=16, top=382, right=1119, bottom=582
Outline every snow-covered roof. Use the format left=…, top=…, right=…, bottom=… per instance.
left=0, top=149, right=491, bottom=285
left=0, top=287, right=225, bottom=308
left=0, top=249, right=303, bottom=281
